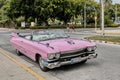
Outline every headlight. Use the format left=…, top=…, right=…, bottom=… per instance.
left=87, top=46, right=97, bottom=51
left=48, top=54, right=55, bottom=60
left=48, top=53, right=60, bottom=60
left=55, top=53, right=60, bottom=59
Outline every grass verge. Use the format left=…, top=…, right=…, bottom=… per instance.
left=85, top=36, right=120, bottom=44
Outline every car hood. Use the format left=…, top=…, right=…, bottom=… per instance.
left=39, top=38, right=96, bottom=54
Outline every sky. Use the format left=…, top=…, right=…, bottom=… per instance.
left=95, top=0, right=120, bottom=4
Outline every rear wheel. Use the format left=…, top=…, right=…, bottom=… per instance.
left=38, top=56, right=48, bottom=72
left=16, top=49, right=22, bottom=56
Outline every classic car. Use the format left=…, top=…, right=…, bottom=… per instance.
left=10, top=30, right=97, bottom=71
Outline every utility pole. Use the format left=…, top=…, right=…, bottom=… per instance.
left=100, top=0, right=105, bottom=36
left=115, top=4, right=118, bottom=23
left=84, top=2, right=86, bottom=28
left=94, top=8, right=97, bottom=31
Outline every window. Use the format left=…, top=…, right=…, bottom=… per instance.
left=25, top=35, right=31, bottom=40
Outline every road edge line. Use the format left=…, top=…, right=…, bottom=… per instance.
left=0, top=49, right=45, bottom=80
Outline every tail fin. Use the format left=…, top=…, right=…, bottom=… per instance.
left=11, top=33, right=19, bottom=37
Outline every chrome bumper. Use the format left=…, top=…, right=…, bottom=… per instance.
left=42, top=53, right=97, bottom=69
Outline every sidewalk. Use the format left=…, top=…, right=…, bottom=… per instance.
left=0, top=51, right=38, bottom=80
left=0, top=48, right=60, bottom=80
left=0, top=28, right=15, bottom=31
left=96, top=30, right=120, bottom=34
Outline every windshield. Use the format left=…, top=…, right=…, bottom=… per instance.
left=32, top=30, right=68, bottom=41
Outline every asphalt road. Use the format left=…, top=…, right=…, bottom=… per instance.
left=0, top=29, right=120, bottom=80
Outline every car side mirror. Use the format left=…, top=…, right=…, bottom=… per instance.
left=30, top=35, right=33, bottom=40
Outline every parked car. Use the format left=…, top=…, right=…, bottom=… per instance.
left=10, top=30, right=97, bottom=71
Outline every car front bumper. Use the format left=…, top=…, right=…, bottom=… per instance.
left=42, top=53, right=98, bottom=69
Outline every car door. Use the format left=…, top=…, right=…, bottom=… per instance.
left=15, top=37, right=27, bottom=54
left=21, top=35, right=39, bottom=60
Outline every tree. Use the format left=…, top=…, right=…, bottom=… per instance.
left=8, top=0, right=53, bottom=26
left=104, top=0, right=113, bottom=24
left=19, top=0, right=35, bottom=22
left=104, top=0, right=112, bottom=6
left=85, top=0, right=99, bottom=24
left=7, top=0, right=21, bottom=21
left=0, top=0, right=10, bottom=28
left=0, top=0, right=9, bottom=21
left=34, top=0, right=52, bottom=25
left=50, top=0, right=75, bottom=25
left=109, top=4, right=120, bottom=23
left=7, top=0, right=35, bottom=22
left=6, top=0, right=117, bottom=28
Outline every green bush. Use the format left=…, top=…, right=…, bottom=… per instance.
left=107, top=23, right=119, bottom=27
left=30, top=25, right=66, bottom=29
left=30, top=26, right=46, bottom=29
left=49, top=25, right=66, bottom=29
left=15, top=26, right=22, bottom=29
left=14, top=23, right=119, bottom=30
left=16, top=16, right=25, bottom=27
left=20, top=27, right=26, bottom=29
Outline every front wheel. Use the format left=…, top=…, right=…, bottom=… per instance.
left=16, top=49, right=22, bottom=56
left=38, top=56, right=48, bottom=72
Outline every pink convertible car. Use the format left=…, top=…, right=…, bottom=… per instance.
left=10, top=30, right=97, bottom=71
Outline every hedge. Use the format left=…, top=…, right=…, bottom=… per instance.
left=14, top=23, right=119, bottom=29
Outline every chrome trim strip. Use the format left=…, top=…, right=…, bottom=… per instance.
left=60, top=52, right=86, bottom=59
left=44, top=54, right=98, bottom=69
left=61, top=48, right=86, bottom=54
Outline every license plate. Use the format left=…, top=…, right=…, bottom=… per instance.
left=70, top=57, right=81, bottom=64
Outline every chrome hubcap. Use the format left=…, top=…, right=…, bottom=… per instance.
left=39, top=57, right=44, bottom=69
left=16, top=50, right=19, bottom=54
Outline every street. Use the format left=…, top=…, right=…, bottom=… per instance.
left=0, top=29, right=120, bottom=80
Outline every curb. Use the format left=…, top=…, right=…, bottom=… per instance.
left=66, top=32, right=94, bottom=35
left=87, top=39, right=120, bottom=45
left=96, top=30, right=120, bottom=34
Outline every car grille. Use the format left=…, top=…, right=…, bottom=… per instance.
left=60, top=48, right=87, bottom=59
